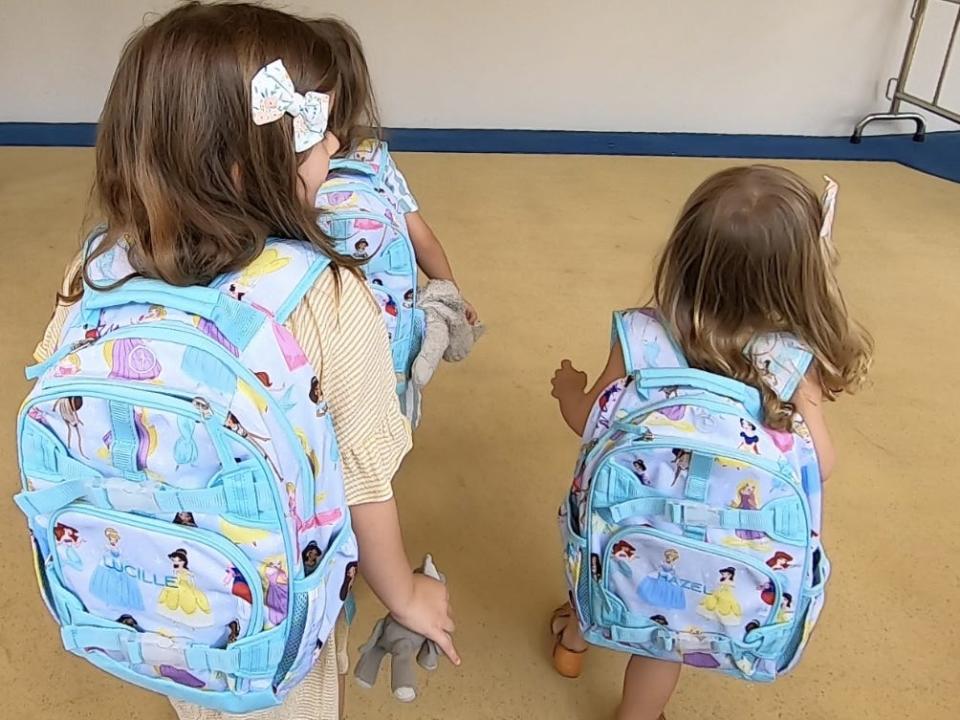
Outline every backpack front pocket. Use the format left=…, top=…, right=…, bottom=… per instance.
left=597, top=526, right=787, bottom=676
left=47, top=507, right=264, bottom=654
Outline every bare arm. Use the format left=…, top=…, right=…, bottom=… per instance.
left=407, top=211, right=455, bottom=282
left=792, top=370, right=836, bottom=481
left=551, top=342, right=627, bottom=436
left=291, top=270, right=458, bottom=664
left=407, top=211, right=478, bottom=323
left=351, top=499, right=460, bottom=664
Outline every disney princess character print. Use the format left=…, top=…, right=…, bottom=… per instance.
left=639, top=549, right=686, bottom=610
left=697, top=567, right=742, bottom=626
left=157, top=549, right=214, bottom=627
left=88, top=528, right=144, bottom=611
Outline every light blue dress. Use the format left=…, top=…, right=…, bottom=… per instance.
left=639, top=563, right=686, bottom=610
left=89, top=546, right=144, bottom=610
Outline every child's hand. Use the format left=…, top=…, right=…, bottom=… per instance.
left=392, top=573, right=460, bottom=666
left=551, top=360, right=588, bottom=399
left=464, top=300, right=478, bottom=325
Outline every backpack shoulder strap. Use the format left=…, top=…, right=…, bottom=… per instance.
left=212, top=239, right=331, bottom=324
left=744, top=333, right=814, bottom=401
left=613, top=308, right=688, bottom=372
left=614, top=309, right=814, bottom=400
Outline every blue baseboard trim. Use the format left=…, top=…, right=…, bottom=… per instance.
left=2, top=122, right=958, bottom=183
left=0, top=122, right=98, bottom=147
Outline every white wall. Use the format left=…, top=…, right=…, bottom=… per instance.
left=1, top=0, right=956, bottom=135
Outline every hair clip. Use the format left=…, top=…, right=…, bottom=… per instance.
left=251, top=59, right=329, bottom=153
left=819, top=175, right=839, bottom=245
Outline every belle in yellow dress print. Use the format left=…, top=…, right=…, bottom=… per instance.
left=697, top=567, right=742, bottom=627
left=158, top=549, right=214, bottom=627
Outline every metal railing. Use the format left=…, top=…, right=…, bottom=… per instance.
left=852, top=0, right=960, bottom=143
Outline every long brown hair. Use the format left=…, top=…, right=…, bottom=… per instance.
left=64, top=1, right=359, bottom=302
left=306, top=16, right=381, bottom=153
left=653, top=165, right=873, bottom=430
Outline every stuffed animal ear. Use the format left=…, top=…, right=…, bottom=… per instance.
left=420, top=553, right=442, bottom=581
left=357, top=617, right=387, bottom=654
left=417, top=638, right=440, bottom=672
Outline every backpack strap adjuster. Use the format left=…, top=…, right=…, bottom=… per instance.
left=91, top=479, right=165, bottom=513
left=666, top=500, right=720, bottom=527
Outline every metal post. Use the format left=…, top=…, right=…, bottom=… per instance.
left=848, top=0, right=960, bottom=143
left=933, top=6, right=960, bottom=104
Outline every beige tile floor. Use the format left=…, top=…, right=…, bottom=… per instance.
left=1, top=148, right=957, bottom=719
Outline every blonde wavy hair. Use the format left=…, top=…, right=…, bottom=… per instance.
left=653, top=165, right=873, bottom=431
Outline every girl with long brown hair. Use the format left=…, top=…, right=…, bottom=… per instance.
left=548, top=165, right=872, bottom=719
left=308, top=15, right=479, bottom=324
left=32, top=4, right=457, bottom=719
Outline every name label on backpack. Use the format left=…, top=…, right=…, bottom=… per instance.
left=103, top=556, right=178, bottom=588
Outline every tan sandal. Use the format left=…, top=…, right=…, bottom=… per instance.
left=550, top=604, right=586, bottom=679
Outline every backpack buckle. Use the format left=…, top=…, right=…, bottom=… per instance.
left=675, top=630, right=715, bottom=653
left=667, top=501, right=720, bottom=527
left=136, top=635, right=190, bottom=667
left=94, top=480, right=163, bottom=513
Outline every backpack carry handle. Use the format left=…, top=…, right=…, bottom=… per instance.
left=329, top=142, right=391, bottom=183
left=635, top=368, right=763, bottom=419
left=81, top=278, right=265, bottom=351
left=329, top=158, right=378, bottom=177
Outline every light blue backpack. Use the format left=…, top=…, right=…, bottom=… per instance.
left=560, top=309, right=829, bottom=681
left=15, top=235, right=358, bottom=713
left=316, top=141, right=425, bottom=424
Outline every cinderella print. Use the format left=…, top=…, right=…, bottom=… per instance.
left=88, top=528, right=144, bottom=611
left=638, top=549, right=686, bottom=610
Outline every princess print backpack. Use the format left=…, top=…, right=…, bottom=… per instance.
left=14, top=235, right=358, bottom=713
left=315, top=139, right=425, bottom=424
left=560, top=309, right=830, bottom=681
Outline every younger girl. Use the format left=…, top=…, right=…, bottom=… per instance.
left=548, top=166, right=872, bottom=719
left=32, top=4, right=457, bottom=719
left=309, top=16, right=479, bottom=325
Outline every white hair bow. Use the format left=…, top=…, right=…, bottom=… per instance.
left=251, top=59, right=330, bottom=153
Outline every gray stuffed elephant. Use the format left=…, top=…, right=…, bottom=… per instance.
left=412, top=280, right=485, bottom=389
left=354, top=554, right=444, bottom=702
